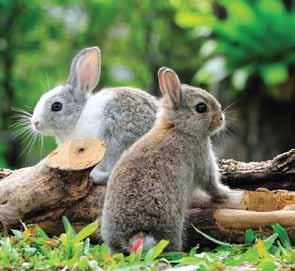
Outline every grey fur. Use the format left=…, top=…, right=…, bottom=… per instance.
left=89, top=87, right=159, bottom=183
left=101, top=67, right=229, bottom=254
left=31, top=47, right=158, bottom=184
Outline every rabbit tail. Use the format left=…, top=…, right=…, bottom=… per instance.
left=129, top=233, right=157, bottom=253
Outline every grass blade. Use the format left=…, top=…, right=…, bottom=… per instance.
left=191, top=224, right=242, bottom=247
left=272, top=224, right=291, bottom=249
left=263, top=233, right=278, bottom=250
left=74, top=220, right=99, bottom=242
left=145, top=240, right=169, bottom=262
left=62, top=216, right=76, bottom=239
left=244, top=229, right=256, bottom=245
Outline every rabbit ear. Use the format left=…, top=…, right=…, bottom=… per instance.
left=158, top=67, right=181, bottom=109
left=67, top=47, right=101, bottom=94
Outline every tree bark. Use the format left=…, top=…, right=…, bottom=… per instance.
left=219, top=149, right=295, bottom=190
left=0, top=140, right=294, bottom=248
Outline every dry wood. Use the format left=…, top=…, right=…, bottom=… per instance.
left=0, top=140, right=294, bottom=248
left=219, top=149, right=295, bottom=190
left=2, top=149, right=294, bottom=190
left=0, top=168, right=11, bottom=180
left=46, top=139, right=105, bottom=170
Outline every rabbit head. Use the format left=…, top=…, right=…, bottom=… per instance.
left=31, top=47, right=101, bottom=139
left=157, top=67, right=224, bottom=137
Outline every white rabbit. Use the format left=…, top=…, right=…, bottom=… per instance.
left=31, top=47, right=159, bottom=184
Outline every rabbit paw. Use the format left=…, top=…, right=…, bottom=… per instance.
left=210, top=184, right=230, bottom=203
left=89, top=167, right=110, bottom=185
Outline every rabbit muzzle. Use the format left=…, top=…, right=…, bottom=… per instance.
left=209, top=112, right=224, bottom=134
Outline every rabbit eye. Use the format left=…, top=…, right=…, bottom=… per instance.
left=51, top=102, right=63, bottom=112
left=195, top=102, right=207, bottom=113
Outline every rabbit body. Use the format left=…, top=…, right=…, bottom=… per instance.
left=101, top=68, right=229, bottom=254
left=31, top=47, right=158, bottom=184
left=55, top=86, right=158, bottom=178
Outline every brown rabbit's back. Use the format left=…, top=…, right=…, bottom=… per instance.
left=101, top=126, right=195, bottom=252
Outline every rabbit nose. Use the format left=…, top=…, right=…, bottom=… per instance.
left=33, top=121, right=40, bottom=127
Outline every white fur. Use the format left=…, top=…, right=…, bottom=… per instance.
left=192, top=189, right=211, bottom=204
left=142, top=236, right=157, bottom=250
left=31, top=85, right=64, bottom=135
left=32, top=86, right=63, bottom=123
left=32, top=86, right=115, bottom=144
left=64, top=89, right=116, bottom=141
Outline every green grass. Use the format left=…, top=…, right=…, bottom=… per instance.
left=0, top=217, right=294, bottom=271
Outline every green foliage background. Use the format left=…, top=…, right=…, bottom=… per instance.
left=0, top=0, right=294, bottom=168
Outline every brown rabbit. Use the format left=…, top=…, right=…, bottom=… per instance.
left=101, top=67, right=229, bottom=254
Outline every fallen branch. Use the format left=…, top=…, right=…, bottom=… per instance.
left=0, top=141, right=294, bottom=247
left=2, top=149, right=294, bottom=191
left=219, top=149, right=295, bottom=190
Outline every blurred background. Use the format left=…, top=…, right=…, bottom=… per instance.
left=0, top=0, right=294, bottom=168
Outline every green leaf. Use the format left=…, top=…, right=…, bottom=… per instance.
left=244, top=229, right=255, bottom=245
left=36, top=227, right=49, bottom=239
left=144, top=240, right=169, bottom=262
left=258, top=259, right=276, bottom=271
left=225, top=0, right=255, bottom=23
left=195, top=57, right=228, bottom=85
left=74, top=220, right=99, bottom=242
left=232, top=67, right=252, bottom=90
left=62, top=216, right=76, bottom=240
left=175, top=12, right=214, bottom=28
left=11, top=230, right=23, bottom=240
left=263, top=233, right=278, bottom=250
left=180, top=255, right=201, bottom=265
left=261, top=63, right=288, bottom=86
left=161, top=251, right=186, bottom=262
left=199, top=40, right=217, bottom=58
left=272, top=224, right=291, bottom=249
left=83, top=238, right=90, bottom=253
left=78, top=255, right=89, bottom=269
left=258, top=0, right=285, bottom=15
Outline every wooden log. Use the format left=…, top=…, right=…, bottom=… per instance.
left=0, top=140, right=294, bottom=248
left=186, top=189, right=295, bottom=248
left=0, top=139, right=105, bottom=235
left=0, top=168, right=11, bottom=180
left=219, top=149, right=295, bottom=190
left=2, top=149, right=294, bottom=190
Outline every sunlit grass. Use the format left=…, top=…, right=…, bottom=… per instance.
left=0, top=217, right=294, bottom=271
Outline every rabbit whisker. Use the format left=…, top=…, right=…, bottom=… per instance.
left=11, top=107, right=32, bottom=117
left=12, top=126, right=32, bottom=138
left=11, top=107, right=40, bottom=164
left=10, top=121, right=30, bottom=129
left=223, top=100, right=239, bottom=113
left=19, top=130, right=35, bottom=159
left=23, top=132, right=38, bottom=165
left=40, top=135, right=44, bottom=159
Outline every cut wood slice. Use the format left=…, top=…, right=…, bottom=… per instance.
left=46, top=139, right=105, bottom=171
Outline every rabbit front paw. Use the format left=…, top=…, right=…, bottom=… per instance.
left=89, top=166, right=110, bottom=185
left=210, top=184, right=230, bottom=202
